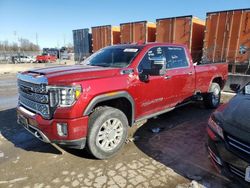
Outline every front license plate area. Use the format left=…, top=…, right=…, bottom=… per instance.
left=245, top=166, right=250, bottom=182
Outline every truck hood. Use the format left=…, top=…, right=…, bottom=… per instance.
left=214, top=94, right=250, bottom=141
left=27, top=65, right=121, bottom=84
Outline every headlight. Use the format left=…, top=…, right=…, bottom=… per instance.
left=208, top=115, right=224, bottom=139
left=47, top=85, right=82, bottom=107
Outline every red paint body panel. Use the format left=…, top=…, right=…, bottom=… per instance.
left=195, top=63, right=228, bottom=92
left=18, top=108, right=88, bottom=140
left=18, top=43, right=228, bottom=143
left=36, top=55, right=57, bottom=62
left=36, top=115, right=88, bottom=141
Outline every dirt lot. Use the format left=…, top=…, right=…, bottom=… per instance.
left=0, top=60, right=75, bottom=74
left=0, top=74, right=240, bottom=188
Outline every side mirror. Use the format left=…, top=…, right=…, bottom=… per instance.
left=149, top=56, right=166, bottom=76
left=230, top=84, right=241, bottom=92
left=138, top=73, right=149, bottom=82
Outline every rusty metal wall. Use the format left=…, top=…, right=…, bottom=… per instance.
left=203, top=9, right=250, bottom=74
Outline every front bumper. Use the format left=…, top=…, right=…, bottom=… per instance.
left=207, top=126, right=250, bottom=185
left=17, top=106, right=88, bottom=149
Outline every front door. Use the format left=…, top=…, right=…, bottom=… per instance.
left=131, top=46, right=174, bottom=119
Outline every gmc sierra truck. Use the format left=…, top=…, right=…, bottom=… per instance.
left=17, top=43, right=228, bottom=159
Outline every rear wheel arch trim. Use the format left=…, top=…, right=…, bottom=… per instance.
left=83, top=91, right=135, bottom=124
left=208, top=75, right=224, bottom=92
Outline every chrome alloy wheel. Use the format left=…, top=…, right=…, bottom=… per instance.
left=96, top=118, right=124, bottom=151
left=212, top=87, right=220, bottom=106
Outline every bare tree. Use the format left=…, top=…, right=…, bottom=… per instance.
left=66, top=42, right=74, bottom=53
left=0, top=38, right=40, bottom=52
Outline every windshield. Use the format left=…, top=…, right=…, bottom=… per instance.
left=82, top=46, right=141, bottom=68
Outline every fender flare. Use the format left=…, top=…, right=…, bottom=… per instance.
left=208, top=75, right=224, bottom=92
left=83, top=91, right=135, bottom=124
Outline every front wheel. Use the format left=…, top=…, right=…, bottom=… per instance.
left=204, top=83, right=221, bottom=109
left=87, top=106, right=128, bottom=159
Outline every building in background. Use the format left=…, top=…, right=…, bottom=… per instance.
left=73, top=28, right=92, bottom=62
left=202, top=9, right=250, bottom=74
left=91, top=25, right=120, bottom=52
left=156, top=16, right=205, bottom=63
left=120, top=21, right=156, bottom=44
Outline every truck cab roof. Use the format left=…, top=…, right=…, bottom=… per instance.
left=111, top=42, right=187, bottom=49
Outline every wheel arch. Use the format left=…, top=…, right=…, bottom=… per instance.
left=209, top=76, right=225, bottom=92
left=83, top=91, right=135, bottom=126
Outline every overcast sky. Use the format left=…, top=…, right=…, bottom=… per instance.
left=0, top=0, right=249, bottom=48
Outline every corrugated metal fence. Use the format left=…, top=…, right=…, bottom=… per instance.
left=73, top=29, right=92, bottom=62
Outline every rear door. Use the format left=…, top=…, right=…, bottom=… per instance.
left=156, top=17, right=192, bottom=48
left=134, top=22, right=147, bottom=43
left=163, top=46, right=195, bottom=103
left=121, top=22, right=146, bottom=43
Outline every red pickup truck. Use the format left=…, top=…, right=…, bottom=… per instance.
left=17, top=43, right=228, bottom=159
left=36, top=53, right=57, bottom=63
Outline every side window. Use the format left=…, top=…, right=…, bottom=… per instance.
left=138, top=47, right=164, bottom=72
left=163, top=47, right=189, bottom=69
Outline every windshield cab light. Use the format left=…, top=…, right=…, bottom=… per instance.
left=47, top=85, right=82, bottom=107
left=208, top=116, right=224, bottom=139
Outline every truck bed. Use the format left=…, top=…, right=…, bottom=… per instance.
left=195, top=62, right=228, bottom=93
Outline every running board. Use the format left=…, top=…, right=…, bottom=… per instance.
left=135, top=100, right=193, bottom=123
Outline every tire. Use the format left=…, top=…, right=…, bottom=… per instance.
left=87, top=106, right=128, bottom=159
left=204, top=83, right=221, bottom=109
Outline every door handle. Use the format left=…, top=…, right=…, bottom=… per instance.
left=187, top=72, right=193, bottom=75
left=164, top=75, right=172, bottom=80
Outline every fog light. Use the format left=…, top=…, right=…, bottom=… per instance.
left=57, top=123, right=68, bottom=137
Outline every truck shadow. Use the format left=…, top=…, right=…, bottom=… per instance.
left=133, top=103, right=240, bottom=188
left=59, top=147, right=95, bottom=159
left=0, top=108, right=62, bottom=154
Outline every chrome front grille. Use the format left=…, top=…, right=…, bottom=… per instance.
left=19, top=95, right=50, bottom=116
left=18, top=79, right=47, bottom=93
left=17, top=73, right=50, bottom=119
left=19, top=89, right=49, bottom=103
left=226, top=134, right=250, bottom=156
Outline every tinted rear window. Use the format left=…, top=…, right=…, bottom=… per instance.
left=163, top=47, right=189, bottom=69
